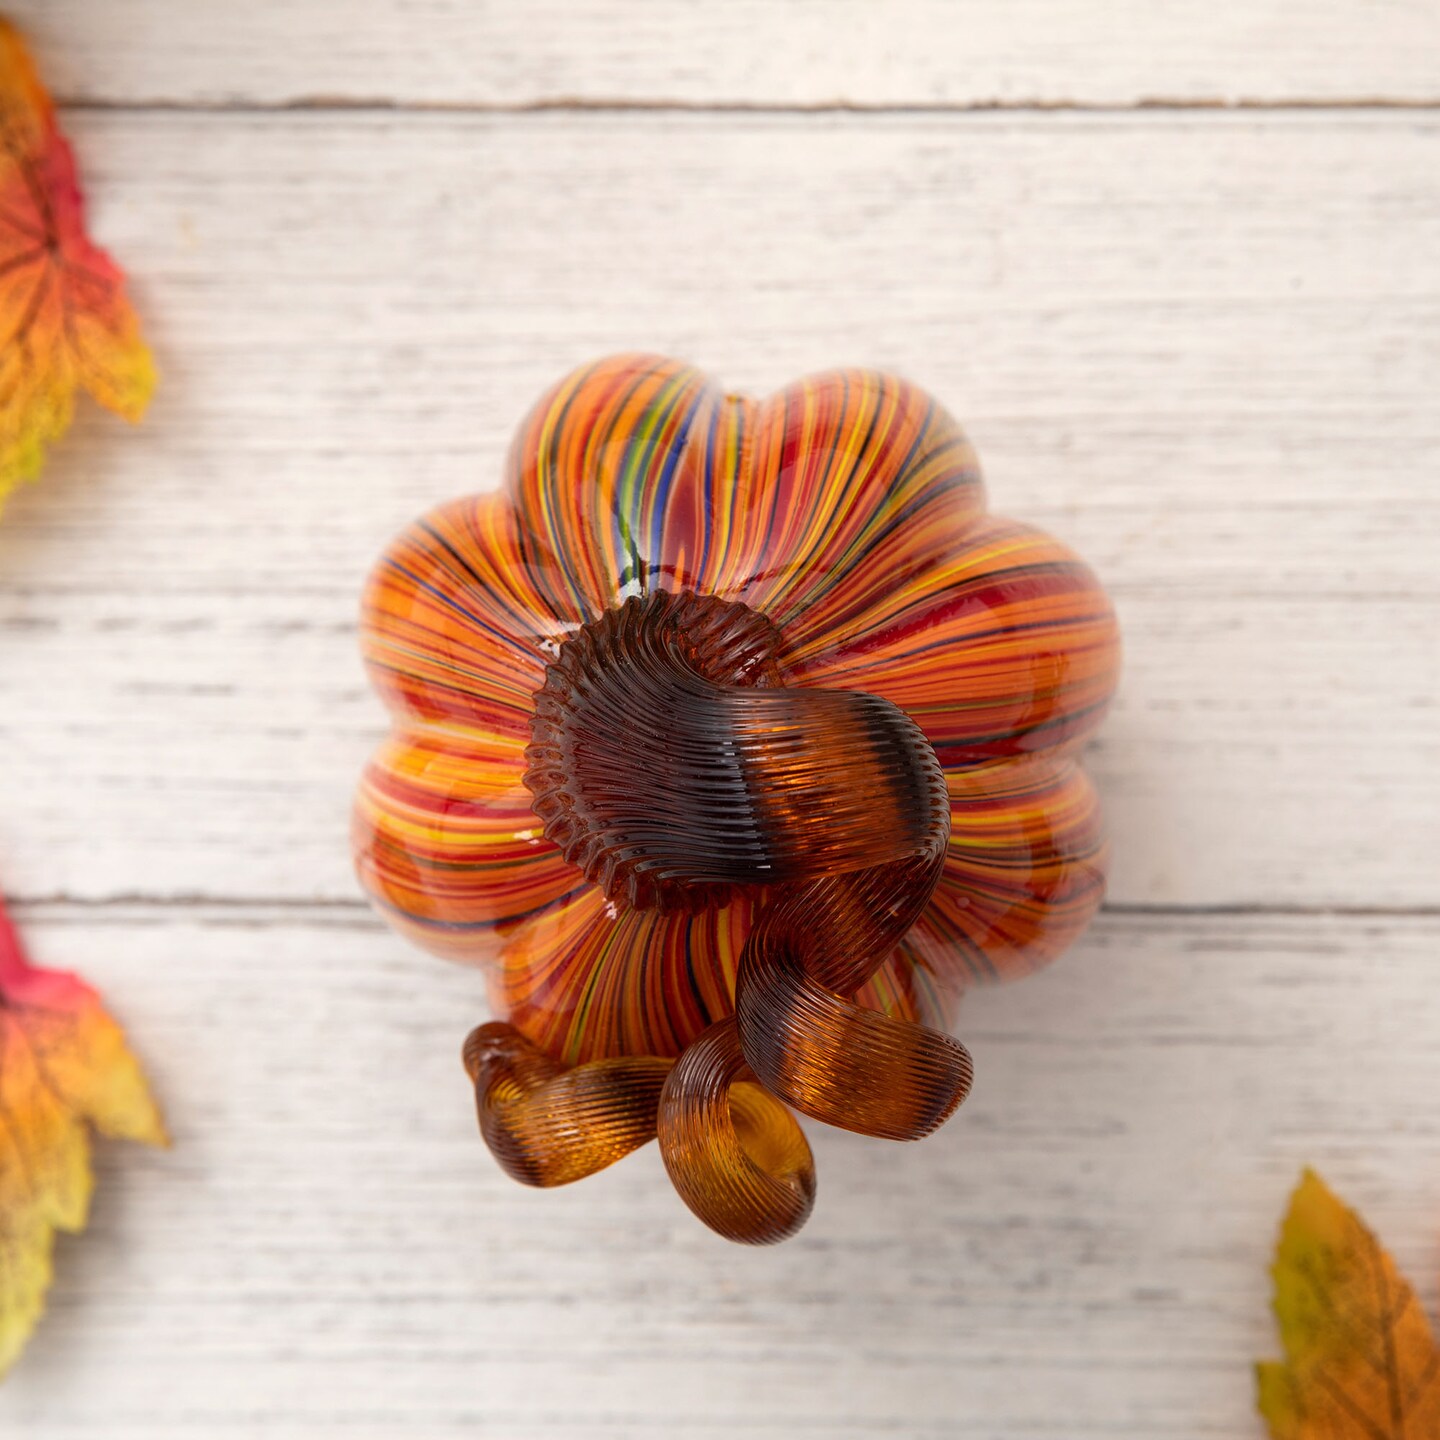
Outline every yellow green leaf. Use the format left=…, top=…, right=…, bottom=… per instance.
left=0, top=896, right=167, bottom=1379
left=1258, top=1167, right=1440, bottom=1438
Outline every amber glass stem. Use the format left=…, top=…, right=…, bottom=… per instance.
left=466, top=591, right=973, bottom=1242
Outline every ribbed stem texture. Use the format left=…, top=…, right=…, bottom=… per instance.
left=465, top=590, right=972, bottom=1242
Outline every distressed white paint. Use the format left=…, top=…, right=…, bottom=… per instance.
left=1, top=907, right=1437, bottom=1437
left=0, top=6, right=1436, bottom=1437
left=4, top=1, right=1440, bottom=109
left=0, top=112, right=1437, bottom=908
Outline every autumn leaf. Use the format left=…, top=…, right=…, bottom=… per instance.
left=0, top=893, right=167, bottom=1379
left=0, top=19, right=155, bottom=514
left=1257, top=1168, right=1440, bottom=1438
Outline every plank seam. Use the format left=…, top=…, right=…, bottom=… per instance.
left=52, top=97, right=1440, bottom=117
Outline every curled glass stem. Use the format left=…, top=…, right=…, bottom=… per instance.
left=736, top=855, right=975, bottom=1140
left=657, top=1019, right=816, bottom=1245
left=465, top=590, right=971, bottom=1241
left=463, top=1022, right=671, bottom=1187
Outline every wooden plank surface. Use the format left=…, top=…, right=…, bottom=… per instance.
left=1, top=906, right=1437, bottom=1437
left=0, top=112, right=1436, bottom=908
left=6, top=1, right=1440, bottom=109
left=0, top=5, right=1436, bottom=1436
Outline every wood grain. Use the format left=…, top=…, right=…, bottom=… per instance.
left=0, top=905, right=1435, bottom=1437
left=4, top=1, right=1439, bottom=110
left=0, top=112, right=1435, bottom=908
left=0, top=9, right=1436, bottom=1435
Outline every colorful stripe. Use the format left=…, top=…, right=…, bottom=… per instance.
left=356, top=356, right=1120, bottom=1064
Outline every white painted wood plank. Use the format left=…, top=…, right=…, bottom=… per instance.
left=1, top=112, right=1436, bottom=908
left=4, top=0, right=1439, bottom=109
left=0, top=905, right=1435, bottom=1436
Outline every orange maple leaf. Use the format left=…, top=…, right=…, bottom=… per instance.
left=1258, top=1168, right=1440, bottom=1438
left=0, top=19, right=154, bottom=512
left=0, top=894, right=167, bottom=1379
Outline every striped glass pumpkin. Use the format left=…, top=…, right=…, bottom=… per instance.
left=355, top=355, right=1120, bottom=1242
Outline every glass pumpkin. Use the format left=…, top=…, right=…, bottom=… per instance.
left=354, top=355, right=1120, bottom=1242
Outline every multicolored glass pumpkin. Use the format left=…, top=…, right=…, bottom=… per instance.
left=354, top=355, right=1120, bottom=1242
